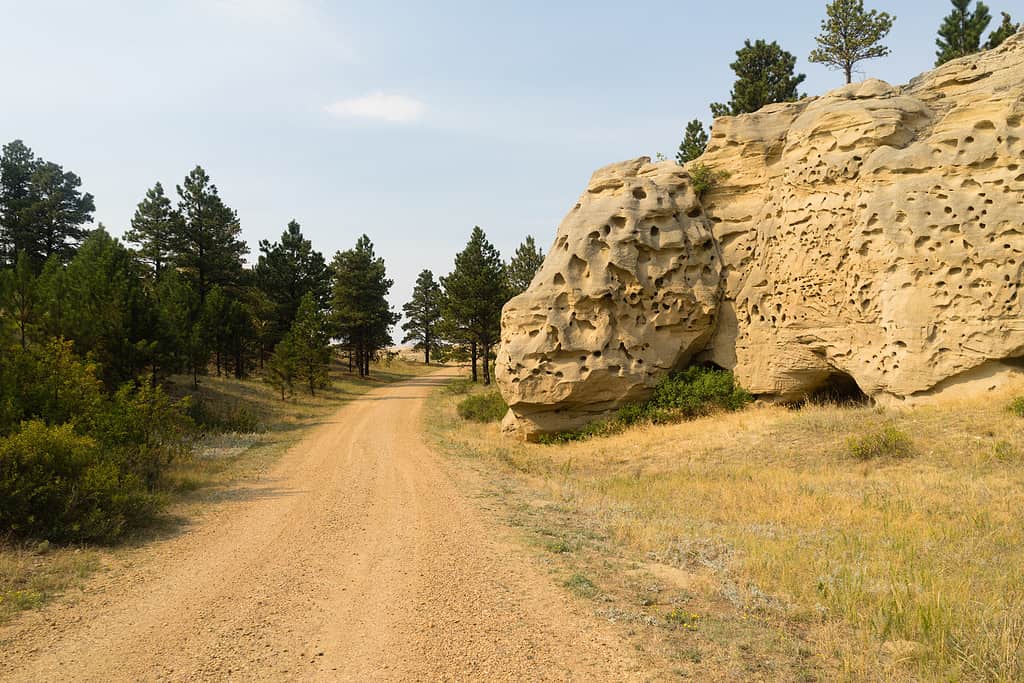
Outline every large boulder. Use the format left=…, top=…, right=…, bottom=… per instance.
left=497, top=31, right=1024, bottom=439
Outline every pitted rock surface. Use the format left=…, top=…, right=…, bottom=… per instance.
left=497, top=31, right=1024, bottom=438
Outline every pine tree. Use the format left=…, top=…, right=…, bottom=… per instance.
left=124, top=182, right=181, bottom=277
left=0, top=252, right=38, bottom=348
left=149, top=268, right=197, bottom=386
left=0, top=141, right=37, bottom=267
left=173, top=166, right=248, bottom=302
left=254, top=219, right=330, bottom=346
left=676, top=120, right=709, bottom=165
left=710, top=40, right=806, bottom=118
left=440, top=227, right=508, bottom=385
left=985, top=12, right=1019, bottom=49
left=58, top=229, right=154, bottom=388
left=506, top=236, right=545, bottom=296
left=330, top=235, right=399, bottom=377
left=288, top=292, right=332, bottom=395
left=809, top=0, right=895, bottom=84
left=936, top=0, right=992, bottom=65
left=265, top=336, right=299, bottom=400
left=401, top=269, right=443, bottom=364
left=0, top=141, right=95, bottom=267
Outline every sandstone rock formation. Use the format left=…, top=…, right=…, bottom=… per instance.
left=497, top=31, right=1024, bottom=439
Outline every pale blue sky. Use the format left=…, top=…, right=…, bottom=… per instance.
left=0, top=0, right=1003, bottom=309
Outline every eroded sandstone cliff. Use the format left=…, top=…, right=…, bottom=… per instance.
left=497, top=31, right=1024, bottom=439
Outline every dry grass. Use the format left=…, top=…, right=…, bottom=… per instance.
left=429, top=381, right=1024, bottom=681
left=0, top=357, right=435, bottom=624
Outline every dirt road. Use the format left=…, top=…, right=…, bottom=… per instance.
left=1, top=370, right=642, bottom=681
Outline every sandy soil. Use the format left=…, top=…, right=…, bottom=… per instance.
left=0, top=369, right=643, bottom=682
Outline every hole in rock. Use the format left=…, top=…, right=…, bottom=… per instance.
left=633, top=187, right=647, bottom=199
left=806, top=371, right=870, bottom=406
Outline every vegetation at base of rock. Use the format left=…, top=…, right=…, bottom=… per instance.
left=710, top=39, right=806, bottom=118
left=456, top=391, right=507, bottom=423
left=809, top=0, right=895, bottom=84
left=847, top=424, right=913, bottom=460
left=539, top=367, right=752, bottom=443
left=1008, top=396, right=1024, bottom=417
left=686, top=163, right=729, bottom=198
left=429, top=379, right=1024, bottom=680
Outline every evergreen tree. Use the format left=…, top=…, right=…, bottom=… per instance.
left=124, top=182, right=181, bottom=277
left=58, top=229, right=154, bottom=388
left=0, top=141, right=95, bottom=267
left=330, top=235, right=399, bottom=377
left=0, top=141, right=37, bottom=267
left=173, top=166, right=247, bottom=302
left=254, top=219, right=330, bottom=346
left=710, top=40, right=806, bottom=118
left=288, top=292, right=332, bottom=395
left=985, top=12, right=1019, bottom=49
left=401, top=269, right=443, bottom=364
left=809, top=0, right=895, bottom=84
left=936, top=0, right=992, bottom=65
left=149, top=268, right=197, bottom=386
left=676, top=120, right=709, bottom=165
left=265, top=335, right=299, bottom=400
left=440, top=227, right=508, bottom=385
left=199, top=286, right=253, bottom=379
left=506, top=236, right=545, bottom=296
left=0, top=252, right=38, bottom=348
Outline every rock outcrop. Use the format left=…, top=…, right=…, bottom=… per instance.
left=497, top=31, right=1024, bottom=439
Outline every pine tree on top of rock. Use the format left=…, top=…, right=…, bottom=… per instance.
left=935, top=0, right=992, bottom=66
left=809, top=0, right=895, bottom=84
left=676, top=120, right=709, bottom=165
left=710, top=40, right=806, bottom=118
left=984, top=12, right=1020, bottom=50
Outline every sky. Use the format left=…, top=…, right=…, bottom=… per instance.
left=0, top=0, right=996, bottom=312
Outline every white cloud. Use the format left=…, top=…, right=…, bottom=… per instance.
left=324, top=92, right=426, bottom=124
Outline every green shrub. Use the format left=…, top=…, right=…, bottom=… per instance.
left=457, top=391, right=508, bottom=422
left=564, top=573, right=599, bottom=598
left=0, top=422, right=159, bottom=543
left=538, top=366, right=752, bottom=443
left=1009, top=397, right=1024, bottom=418
left=687, top=162, right=730, bottom=197
left=847, top=425, right=913, bottom=460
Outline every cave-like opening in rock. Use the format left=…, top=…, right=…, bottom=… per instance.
left=806, top=371, right=870, bottom=405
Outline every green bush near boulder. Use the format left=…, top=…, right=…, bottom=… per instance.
left=457, top=391, right=508, bottom=423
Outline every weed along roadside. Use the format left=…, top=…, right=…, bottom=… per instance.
left=0, top=357, right=432, bottom=624
left=429, top=371, right=1024, bottom=681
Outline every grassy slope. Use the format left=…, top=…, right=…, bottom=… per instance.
left=0, top=358, right=434, bottom=625
left=429, top=380, right=1024, bottom=682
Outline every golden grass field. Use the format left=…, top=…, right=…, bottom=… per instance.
left=0, top=357, right=433, bottom=625
left=429, top=380, right=1024, bottom=682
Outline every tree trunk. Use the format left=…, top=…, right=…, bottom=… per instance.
left=363, top=349, right=371, bottom=377
left=482, top=342, right=491, bottom=385
left=845, top=64, right=852, bottom=84
left=470, top=342, right=478, bottom=382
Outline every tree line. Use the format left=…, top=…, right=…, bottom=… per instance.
left=675, top=0, right=1020, bottom=165
left=0, top=138, right=545, bottom=540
